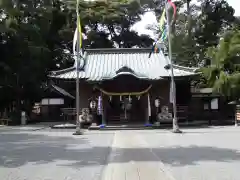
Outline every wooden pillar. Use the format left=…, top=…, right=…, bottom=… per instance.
left=144, top=94, right=149, bottom=125
left=145, top=93, right=153, bottom=126
left=101, top=93, right=106, bottom=126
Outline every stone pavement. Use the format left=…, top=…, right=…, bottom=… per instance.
left=140, top=127, right=240, bottom=180
left=101, top=127, right=240, bottom=180
left=101, top=131, right=173, bottom=180
left=1, top=126, right=240, bottom=180
left=0, top=128, right=114, bottom=180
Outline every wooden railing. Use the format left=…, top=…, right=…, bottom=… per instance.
left=168, top=105, right=189, bottom=121
left=0, top=118, right=11, bottom=125
left=61, top=108, right=77, bottom=121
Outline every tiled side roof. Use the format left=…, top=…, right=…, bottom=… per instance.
left=51, top=85, right=75, bottom=99
left=50, top=48, right=198, bottom=80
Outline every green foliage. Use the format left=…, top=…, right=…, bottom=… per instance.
left=0, top=0, right=238, bottom=113
left=170, top=0, right=237, bottom=67
left=201, top=29, right=240, bottom=99
left=64, top=0, right=153, bottom=48
left=0, top=0, right=153, bottom=113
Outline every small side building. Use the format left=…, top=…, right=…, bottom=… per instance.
left=38, top=84, right=75, bottom=122
left=189, top=88, right=235, bottom=124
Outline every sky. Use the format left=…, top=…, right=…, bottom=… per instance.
left=132, top=0, right=240, bottom=38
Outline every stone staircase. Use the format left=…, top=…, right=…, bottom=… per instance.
left=107, top=113, right=130, bottom=124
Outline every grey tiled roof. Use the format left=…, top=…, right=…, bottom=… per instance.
left=50, top=48, right=198, bottom=81
left=51, top=85, right=75, bottom=99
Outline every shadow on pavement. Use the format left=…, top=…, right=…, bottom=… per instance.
left=0, top=132, right=112, bottom=168
left=111, top=145, right=240, bottom=167
left=0, top=131, right=240, bottom=168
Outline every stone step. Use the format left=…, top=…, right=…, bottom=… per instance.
left=89, top=124, right=153, bottom=130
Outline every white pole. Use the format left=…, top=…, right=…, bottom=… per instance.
left=74, top=0, right=82, bottom=135
left=165, top=0, right=181, bottom=133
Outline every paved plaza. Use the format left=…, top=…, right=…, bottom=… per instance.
left=0, top=126, right=240, bottom=180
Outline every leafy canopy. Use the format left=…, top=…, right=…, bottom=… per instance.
left=201, top=29, right=240, bottom=99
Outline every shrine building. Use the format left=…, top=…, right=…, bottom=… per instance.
left=50, top=48, right=198, bottom=125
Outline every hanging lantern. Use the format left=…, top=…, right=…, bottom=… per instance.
left=120, top=95, right=122, bottom=101
left=128, top=95, right=131, bottom=102
left=138, top=95, right=141, bottom=100
left=125, top=97, right=132, bottom=110
left=109, top=96, right=112, bottom=102
left=90, top=100, right=96, bottom=109
left=154, top=98, right=160, bottom=108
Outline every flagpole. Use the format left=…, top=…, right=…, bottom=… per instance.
left=74, top=0, right=82, bottom=135
left=165, top=0, right=181, bottom=133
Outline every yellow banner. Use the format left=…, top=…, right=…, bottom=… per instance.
left=76, top=0, right=82, bottom=48
left=159, top=8, right=166, bottom=32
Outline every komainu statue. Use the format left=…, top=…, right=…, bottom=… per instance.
left=79, top=108, right=93, bottom=126
left=157, top=106, right=172, bottom=123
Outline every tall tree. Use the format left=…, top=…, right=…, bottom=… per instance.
left=194, top=0, right=235, bottom=64
left=201, top=29, right=240, bottom=100
left=0, top=0, right=70, bottom=114
left=64, top=0, right=154, bottom=48
left=171, top=0, right=236, bottom=67
left=0, top=0, right=155, bottom=117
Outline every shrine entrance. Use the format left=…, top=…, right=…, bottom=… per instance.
left=106, top=95, right=147, bottom=125
left=98, top=74, right=151, bottom=125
